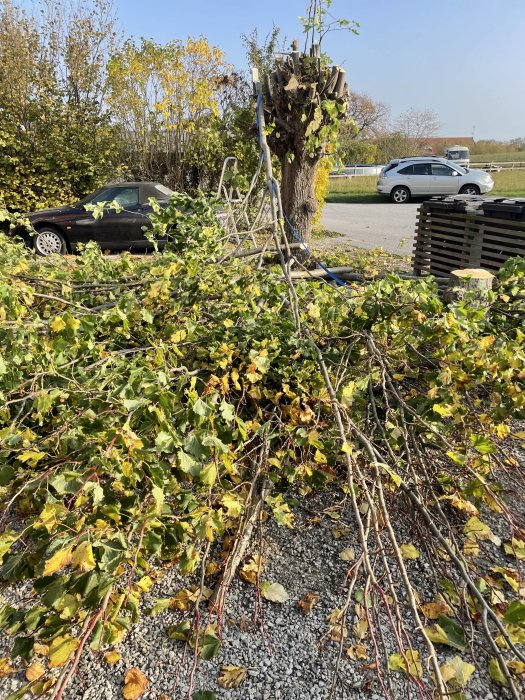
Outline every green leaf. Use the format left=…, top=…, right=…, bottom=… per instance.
left=425, top=616, right=466, bottom=650
left=488, top=658, right=509, bottom=687
left=193, top=692, right=217, bottom=700
left=200, top=633, right=221, bottom=660
left=504, top=601, right=525, bottom=626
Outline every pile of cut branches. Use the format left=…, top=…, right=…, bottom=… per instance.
left=0, top=195, right=524, bottom=699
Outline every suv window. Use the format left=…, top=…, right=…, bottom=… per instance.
left=398, top=163, right=431, bottom=175
left=431, top=164, right=456, bottom=177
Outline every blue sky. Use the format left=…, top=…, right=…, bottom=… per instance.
left=115, top=0, right=525, bottom=140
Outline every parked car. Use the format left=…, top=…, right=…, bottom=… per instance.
left=14, top=182, right=174, bottom=255
left=482, top=163, right=503, bottom=172
left=376, top=157, right=494, bottom=203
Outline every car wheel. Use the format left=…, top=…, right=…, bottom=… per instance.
left=34, top=228, right=67, bottom=256
left=459, top=185, right=480, bottom=196
left=390, top=186, right=410, bottom=203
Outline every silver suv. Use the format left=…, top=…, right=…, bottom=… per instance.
left=377, top=157, right=494, bottom=203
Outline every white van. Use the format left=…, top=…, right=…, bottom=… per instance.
left=444, top=145, right=470, bottom=168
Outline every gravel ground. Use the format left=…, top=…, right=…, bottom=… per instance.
left=2, top=475, right=522, bottom=700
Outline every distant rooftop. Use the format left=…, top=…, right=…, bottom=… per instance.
left=419, top=137, right=476, bottom=155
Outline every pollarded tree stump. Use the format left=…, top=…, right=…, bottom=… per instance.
left=446, top=268, right=495, bottom=309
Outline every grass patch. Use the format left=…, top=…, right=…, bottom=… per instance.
left=471, top=151, right=525, bottom=163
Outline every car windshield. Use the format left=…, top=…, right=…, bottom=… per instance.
left=448, top=150, right=469, bottom=160
left=155, top=184, right=174, bottom=198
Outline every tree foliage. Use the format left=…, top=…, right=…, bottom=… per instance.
left=106, top=37, right=241, bottom=192
left=0, top=0, right=121, bottom=211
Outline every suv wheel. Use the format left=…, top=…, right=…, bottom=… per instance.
left=391, top=186, right=410, bottom=203
left=459, top=185, right=480, bottom=196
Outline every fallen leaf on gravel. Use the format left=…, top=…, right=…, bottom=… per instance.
left=297, top=591, right=320, bottom=614
left=240, top=555, right=263, bottom=585
left=424, top=616, right=466, bottom=650
left=0, top=657, right=15, bottom=677
left=33, top=643, right=49, bottom=657
left=507, top=660, right=525, bottom=676
left=347, top=644, right=367, bottom=660
left=353, top=618, right=368, bottom=640
left=218, top=665, right=248, bottom=689
left=331, top=524, right=350, bottom=539
left=439, top=656, right=475, bottom=687
left=339, top=547, right=355, bottom=561
left=420, top=596, right=451, bottom=620
left=327, top=608, right=343, bottom=624
left=30, top=678, right=55, bottom=696
left=261, top=582, right=289, bottom=603
left=389, top=650, right=423, bottom=678
left=104, top=650, right=121, bottom=665
left=504, top=537, right=525, bottom=560
left=400, top=544, right=420, bottom=560
left=328, top=624, right=347, bottom=642
left=49, top=635, right=79, bottom=668
left=122, top=667, right=149, bottom=699
left=26, top=661, right=46, bottom=682
left=488, top=658, right=509, bottom=687
left=192, top=692, right=217, bottom=700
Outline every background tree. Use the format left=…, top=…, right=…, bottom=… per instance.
left=394, top=106, right=441, bottom=149
left=0, top=0, right=120, bottom=211
left=107, top=37, right=235, bottom=191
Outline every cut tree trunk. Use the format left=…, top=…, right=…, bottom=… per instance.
left=280, top=155, right=320, bottom=254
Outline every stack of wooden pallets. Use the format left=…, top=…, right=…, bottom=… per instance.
left=412, top=196, right=525, bottom=277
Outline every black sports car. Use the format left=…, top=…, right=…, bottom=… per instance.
left=14, top=182, right=174, bottom=255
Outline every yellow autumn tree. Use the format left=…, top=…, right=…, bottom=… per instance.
left=107, top=37, right=229, bottom=190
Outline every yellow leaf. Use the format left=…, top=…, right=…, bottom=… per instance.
left=218, top=665, right=248, bottom=689
left=33, top=643, right=49, bottom=657
left=464, top=516, right=501, bottom=546
left=240, top=555, right=263, bottom=585
left=221, top=493, right=244, bottom=518
left=354, top=618, right=369, bottom=640
left=400, top=544, right=420, bottom=560
left=122, top=667, right=149, bottom=700
left=43, top=546, right=73, bottom=576
left=0, top=657, right=15, bottom=677
left=347, top=643, right=367, bottom=660
left=26, top=661, right=46, bottom=682
left=339, top=547, right=355, bottom=562
left=440, top=656, right=475, bottom=687
left=34, top=503, right=69, bottom=533
left=424, top=624, right=450, bottom=646
left=104, top=650, right=121, bottom=665
left=507, top=660, right=525, bottom=676
left=389, top=649, right=423, bottom=678
left=49, top=635, right=79, bottom=668
left=503, top=538, right=525, bottom=560
left=18, top=450, right=46, bottom=467
left=71, top=541, right=96, bottom=573
left=50, top=316, right=66, bottom=332
left=420, top=597, right=451, bottom=620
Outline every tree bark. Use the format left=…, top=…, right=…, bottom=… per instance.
left=280, top=155, right=320, bottom=252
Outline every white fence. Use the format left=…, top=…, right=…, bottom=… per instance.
left=470, top=161, right=525, bottom=170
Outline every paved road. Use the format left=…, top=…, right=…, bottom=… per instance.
left=321, top=202, right=420, bottom=254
